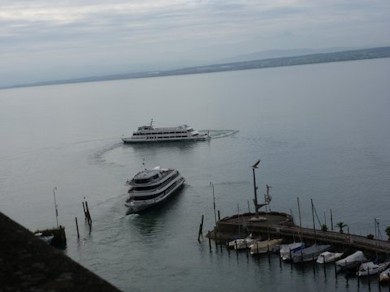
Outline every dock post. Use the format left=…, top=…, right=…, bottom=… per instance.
left=330, top=209, right=334, bottom=231
left=85, top=201, right=92, bottom=226
left=267, top=245, right=271, bottom=263
left=323, top=260, right=327, bottom=278
left=218, top=210, right=220, bottom=221
left=82, top=199, right=92, bottom=233
left=82, top=202, right=87, bottom=221
left=312, top=255, right=316, bottom=274
left=198, top=215, right=204, bottom=242
left=75, top=217, right=80, bottom=240
left=208, top=236, right=212, bottom=252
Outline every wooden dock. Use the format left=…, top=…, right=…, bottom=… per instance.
left=209, top=211, right=390, bottom=256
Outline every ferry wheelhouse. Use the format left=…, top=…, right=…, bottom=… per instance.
left=125, top=166, right=185, bottom=214
left=122, top=120, right=209, bottom=143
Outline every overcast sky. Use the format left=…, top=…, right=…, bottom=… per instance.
left=1, top=0, right=389, bottom=87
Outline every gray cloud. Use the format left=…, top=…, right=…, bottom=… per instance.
left=1, top=0, right=389, bottom=86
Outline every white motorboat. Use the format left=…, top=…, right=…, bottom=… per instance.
left=291, top=244, right=331, bottom=263
left=357, top=261, right=390, bottom=277
left=250, top=238, right=283, bottom=255
left=336, top=250, right=367, bottom=271
left=316, top=251, right=344, bottom=264
left=125, top=166, right=185, bottom=214
left=122, top=120, right=209, bottom=143
left=228, top=234, right=258, bottom=250
left=379, top=267, right=390, bottom=283
left=34, top=232, right=54, bottom=244
left=279, top=242, right=305, bottom=261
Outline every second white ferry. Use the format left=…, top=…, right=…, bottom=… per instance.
left=125, top=166, right=185, bottom=214
left=122, top=120, right=209, bottom=143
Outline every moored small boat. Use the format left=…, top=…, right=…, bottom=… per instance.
left=316, top=251, right=344, bottom=264
left=33, top=226, right=66, bottom=249
left=379, top=267, right=390, bottom=283
left=336, top=250, right=367, bottom=272
left=34, top=232, right=54, bottom=244
left=228, top=234, right=258, bottom=250
left=279, top=242, right=305, bottom=261
left=356, top=261, right=390, bottom=277
left=291, top=244, right=331, bottom=263
left=250, top=238, right=283, bottom=255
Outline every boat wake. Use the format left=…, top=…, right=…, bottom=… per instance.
left=200, top=129, right=238, bottom=139
left=89, top=142, right=123, bottom=165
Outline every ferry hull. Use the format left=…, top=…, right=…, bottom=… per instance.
left=122, top=135, right=209, bottom=144
left=126, top=178, right=185, bottom=214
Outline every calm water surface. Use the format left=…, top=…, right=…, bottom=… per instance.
left=1, top=59, right=390, bottom=291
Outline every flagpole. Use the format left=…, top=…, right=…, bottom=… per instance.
left=53, top=186, right=58, bottom=227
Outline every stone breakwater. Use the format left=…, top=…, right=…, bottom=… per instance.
left=0, top=212, right=121, bottom=291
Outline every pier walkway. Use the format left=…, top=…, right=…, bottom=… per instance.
left=210, top=211, right=390, bottom=255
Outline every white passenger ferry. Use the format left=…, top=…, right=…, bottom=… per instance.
left=125, top=166, right=185, bottom=214
left=122, top=120, right=209, bottom=143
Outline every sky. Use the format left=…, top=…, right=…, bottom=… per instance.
left=1, top=0, right=390, bottom=87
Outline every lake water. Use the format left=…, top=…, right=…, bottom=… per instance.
left=1, top=58, right=390, bottom=291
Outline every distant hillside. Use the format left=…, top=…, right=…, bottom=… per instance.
left=165, top=46, right=390, bottom=76
left=219, top=47, right=357, bottom=63
left=3, top=46, right=390, bottom=89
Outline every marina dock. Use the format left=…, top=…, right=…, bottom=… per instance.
left=208, top=211, right=390, bottom=256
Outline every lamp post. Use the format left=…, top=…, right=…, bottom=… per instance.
left=251, top=160, right=261, bottom=217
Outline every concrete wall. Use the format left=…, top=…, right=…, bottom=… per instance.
left=0, top=212, right=121, bottom=291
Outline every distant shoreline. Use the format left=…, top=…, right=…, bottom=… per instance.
left=2, top=46, right=390, bottom=90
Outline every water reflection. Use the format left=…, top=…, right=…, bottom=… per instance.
left=126, top=190, right=184, bottom=237
left=202, top=246, right=386, bottom=292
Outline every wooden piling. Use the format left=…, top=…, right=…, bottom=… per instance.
left=85, top=201, right=92, bottom=225
left=82, top=199, right=92, bottom=232
left=75, top=217, right=80, bottom=240
left=323, top=261, right=327, bottom=278
left=267, top=246, right=271, bottom=263
left=198, top=215, right=204, bottom=242
left=82, top=202, right=87, bottom=221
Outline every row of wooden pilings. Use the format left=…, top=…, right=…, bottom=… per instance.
left=75, top=198, right=93, bottom=240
